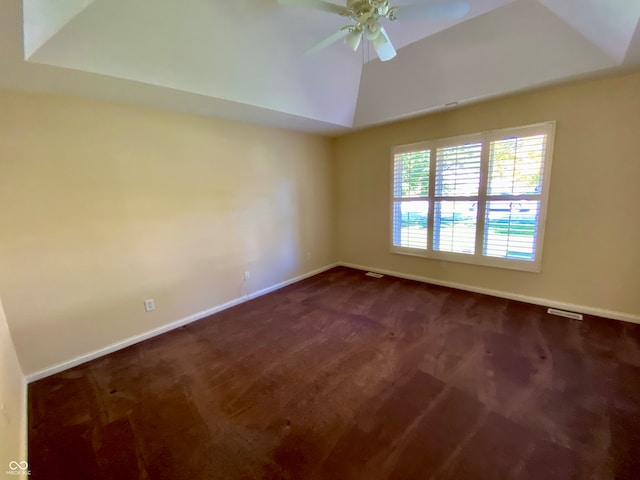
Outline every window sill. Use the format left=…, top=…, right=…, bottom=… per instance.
left=390, top=246, right=542, bottom=273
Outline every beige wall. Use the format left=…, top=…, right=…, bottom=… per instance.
left=0, top=90, right=335, bottom=376
left=0, top=299, right=26, bottom=470
left=334, top=71, right=640, bottom=319
left=2, top=72, right=639, bottom=379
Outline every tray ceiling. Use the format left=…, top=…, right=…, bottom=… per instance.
left=1, top=0, right=639, bottom=133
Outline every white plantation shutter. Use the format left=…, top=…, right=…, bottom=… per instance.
left=435, top=143, right=482, bottom=197
left=433, top=143, right=482, bottom=255
left=393, top=150, right=430, bottom=198
left=392, top=149, right=430, bottom=250
left=483, top=134, right=548, bottom=262
left=484, top=200, right=540, bottom=260
left=487, top=135, right=546, bottom=196
left=390, top=122, right=555, bottom=272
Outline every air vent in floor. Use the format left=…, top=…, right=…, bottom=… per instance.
left=547, top=308, right=583, bottom=320
left=365, top=272, right=384, bottom=278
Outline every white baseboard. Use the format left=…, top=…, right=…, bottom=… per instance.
left=25, top=260, right=637, bottom=383
left=25, top=263, right=338, bottom=383
left=339, top=262, right=640, bottom=325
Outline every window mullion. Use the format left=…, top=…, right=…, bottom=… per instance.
left=475, top=135, right=490, bottom=257
left=427, top=147, right=437, bottom=251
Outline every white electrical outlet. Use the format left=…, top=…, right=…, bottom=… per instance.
left=244, top=271, right=250, bottom=281
left=144, top=299, right=155, bottom=312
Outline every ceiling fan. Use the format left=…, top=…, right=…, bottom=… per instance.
left=278, top=0, right=470, bottom=61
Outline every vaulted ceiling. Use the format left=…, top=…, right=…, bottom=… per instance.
left=1, top=0, right=639, bottom=134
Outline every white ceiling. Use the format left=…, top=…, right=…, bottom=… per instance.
left=1, top=0, right=639, bottom=134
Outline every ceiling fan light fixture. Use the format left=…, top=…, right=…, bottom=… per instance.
left=365, top=19, right=382, bottom=40
left=345, top=29, right=363, bottom=51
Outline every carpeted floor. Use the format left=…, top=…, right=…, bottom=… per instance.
left=29, top=267, right=640, bottom=479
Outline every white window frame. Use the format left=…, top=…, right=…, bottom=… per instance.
left=390, top=121, right=555, bottom=272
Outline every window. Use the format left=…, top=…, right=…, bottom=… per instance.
left=391, top=122, right=555, bottom=272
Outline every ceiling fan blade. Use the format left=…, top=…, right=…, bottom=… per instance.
left=305, top=28, right=350, bottom=55
left=391, top=1, right=470, bottom=20
left=372, top=26, right=396, bottom=62
left=278, top=0, right=349, bottom=15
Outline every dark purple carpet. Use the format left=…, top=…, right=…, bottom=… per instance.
left=29, top=267, right=640, bottom=479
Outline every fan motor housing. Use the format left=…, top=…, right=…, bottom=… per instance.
left=347, top=0, right=370, bottom=9
left=348, top=0, right=387, bottom=17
